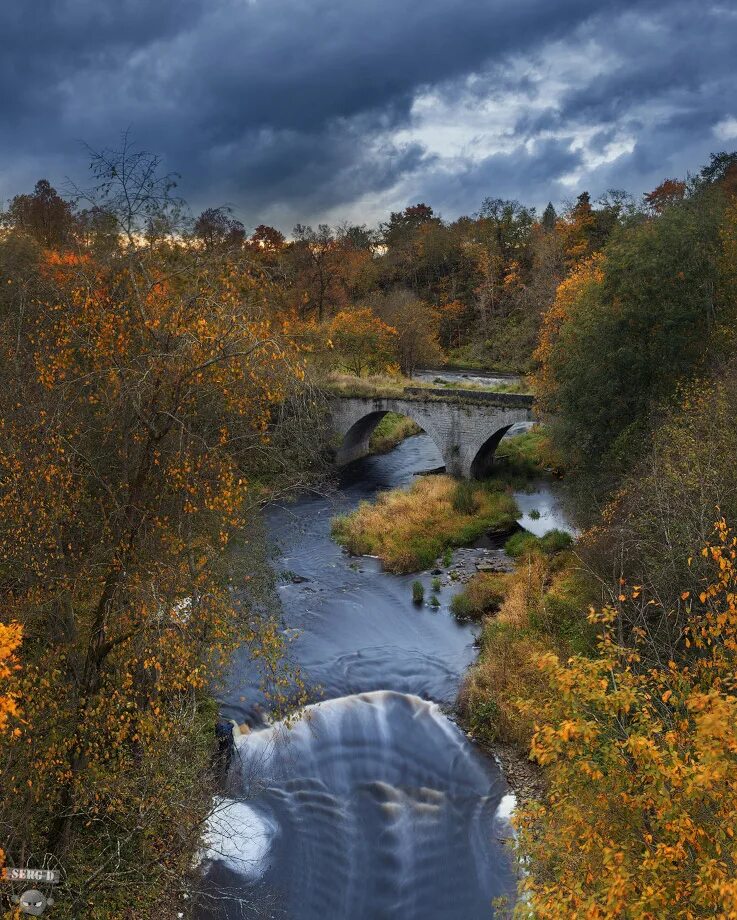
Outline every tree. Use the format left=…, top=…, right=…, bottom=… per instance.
left=515, top=521, right=737, bottom=918
left=3, top=179, right=76, bottom=248
left=535, top=184, right=729, bottom=480
left=380, top=289, right=442, bottom=377
left=542, top=202, right=557, bottom=231
left=380, top=203, right=440, bottom=248
left=0, top=143, right=322, bottom=917
left=328, top=308, right=396, bottom=376
left=193, top=206, right=245, bottom=250
left=643, top=178, right=687, bottom=214
left=248, top=223, right=286, bottom=253
left=291, top=223, right=339, bottom=322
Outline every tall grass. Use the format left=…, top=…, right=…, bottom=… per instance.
left=459, top=551, right=594, bottom=747
left=331, top=475, right=519, bottom=573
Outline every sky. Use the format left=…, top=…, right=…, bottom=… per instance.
left=1, top=0, right=736, bottom=232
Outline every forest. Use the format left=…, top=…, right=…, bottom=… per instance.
left=1, top=142, right=737, bottom=918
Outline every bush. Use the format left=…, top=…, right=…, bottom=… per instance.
left=450, top=573, right=510, bottom=620
left=429, top=593, right=441, bottom=608
left=450, top=592, right=473, bottom=618
left=431, top=576, right=441, bottom=592
left=412, top=580, right=425, bottom=604
left=505, top=528, right=573, bottom=558
left=539, top=529, right=574, bottom=555
left=504, top=530, right=539, bottom=558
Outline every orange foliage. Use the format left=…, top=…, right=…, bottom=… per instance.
left=533, top=252, right=605, bottom=410
left=515, top=520, right=737, bottom=918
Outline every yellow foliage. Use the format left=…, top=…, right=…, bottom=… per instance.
left=514, top=520, right=737, bottom=919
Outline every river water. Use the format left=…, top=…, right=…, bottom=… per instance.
left=198, top=385, right=570, bottom=919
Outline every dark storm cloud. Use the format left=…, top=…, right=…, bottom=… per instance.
left=0, top=0, right=735, bottom=228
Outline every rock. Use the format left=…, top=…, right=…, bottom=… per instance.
left=289, top=573, right=310, bottom=584
left=238, top=723, right=251, bottom=736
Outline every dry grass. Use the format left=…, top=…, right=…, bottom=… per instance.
left=460, top=554, right=593, bottom=747
left=323, top=371, right=420, bottom=398
left=460, top=556, right=551, bottom=746
left=331, top=475, right=519, bottom=573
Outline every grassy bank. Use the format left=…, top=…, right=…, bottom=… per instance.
left=459, top=546, right=593, bottom=749
left=368, top=412, right=422, bottom=453
left=331, top=475, right=519, bottom=573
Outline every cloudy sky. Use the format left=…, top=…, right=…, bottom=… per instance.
left=1, top=0, right=736, bottom=231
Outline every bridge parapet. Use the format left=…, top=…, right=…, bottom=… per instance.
left=402, top=386, right=534, bottom=409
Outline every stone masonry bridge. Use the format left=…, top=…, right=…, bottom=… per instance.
left=328, top=387, right=535, bottom=479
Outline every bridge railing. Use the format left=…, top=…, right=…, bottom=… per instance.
left=402, top=386, right=534, bottom=408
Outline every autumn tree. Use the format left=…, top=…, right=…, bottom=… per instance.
left=515, top=521, right=737, bottom=918
left=0, top=142, right=324, bottom=918
left=643, top=178, right=687, bottom=214
left=328, top=307, right=396, bottom=376
left=379, top=289, right=442, bottom=377
left=2, top=179, right=77, bottom=249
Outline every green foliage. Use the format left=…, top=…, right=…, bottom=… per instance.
left=450, top=572, right=509, bottom=620
left=451, top=479, right=480, bottom=514
left=412, top=580, right=425, bottom=604
left=539, top=183, right=733, bottom=483
left=442, top=547, right=453, bottom=567
left=368, top=411, right=423, bottom=453
left=505, top=528, right=573, bottom=558
left=431, top=576, right=442, bottom=592
left=429, top=593, right=441, bottom=608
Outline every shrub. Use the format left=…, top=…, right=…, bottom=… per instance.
left=450, top=573, right=510, bottom=620
left=442, top=547, right=453, bottom=567
left=504, top=530, right=539, bottom=558
left=431, top=576, right=441, bottom=592
left=505, top=528, right=573, bottom=559
left=450, top=592, right=473, bottom=619
left=429, top=593, right=441, bottom=608
left=411, top=580, right=425, bottom=604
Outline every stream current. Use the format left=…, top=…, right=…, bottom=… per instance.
left=198, top=389, right=571, bottom=919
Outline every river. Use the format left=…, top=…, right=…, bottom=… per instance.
left=198, top=384, right=571, bottom=920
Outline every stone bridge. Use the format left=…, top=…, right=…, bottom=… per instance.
left=328, top=387, right=535, bottom=478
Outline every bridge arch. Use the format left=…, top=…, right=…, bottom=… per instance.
left=469, top=424, right=515, bottom=479
left=337, top=408, right=446, bottom=469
